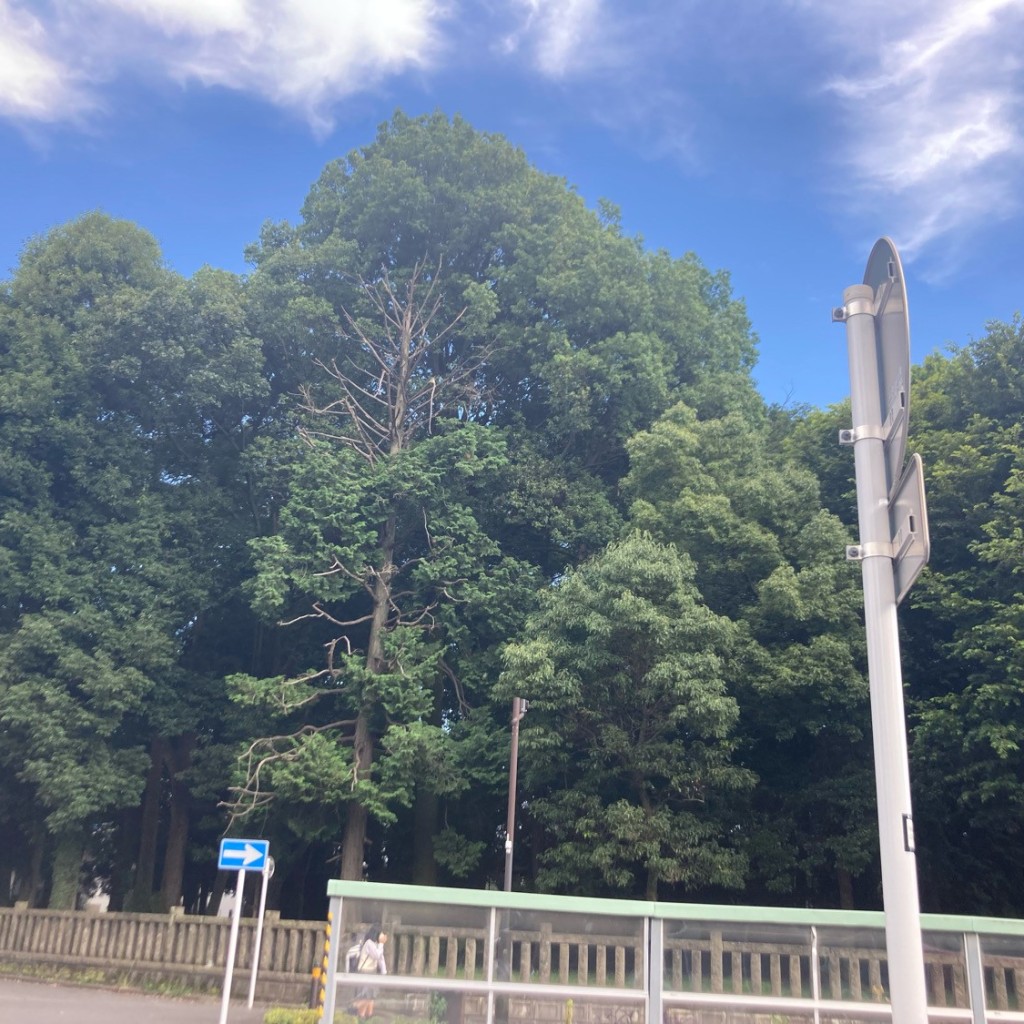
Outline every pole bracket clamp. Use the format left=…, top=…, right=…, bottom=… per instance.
left=846, top=542, right=892, bottom=561
left=839, top=425, right=887, bottom=445
left=843, top=294, right=876, bottom=318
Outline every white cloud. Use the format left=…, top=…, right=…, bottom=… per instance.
left=493, top=0, right=707, bottom=168
left=499, top=0, right=608, bottom=78
left=811, top=0, right=1024, bottom=266
left=0, top=0, right=449, bottom=133
left=0, top=1, right=92, bottom=121
left=93, top=0, right=251, bottom=36
left=153, top=0, right=446, bottom=132
left=4, top=0, right=1020, bottom=274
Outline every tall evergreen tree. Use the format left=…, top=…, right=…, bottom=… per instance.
left=233, top=112, right=762, bottom=886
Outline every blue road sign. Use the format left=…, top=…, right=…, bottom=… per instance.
left=218, top=838, right=269, bottom=872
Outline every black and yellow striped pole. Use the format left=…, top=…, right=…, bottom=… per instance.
left=321, top=895, right=344, bottom=1022
left=311, top=910, right=332, bottom=1016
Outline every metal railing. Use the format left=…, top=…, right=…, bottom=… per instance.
left=324, top=881, right=1024, bottom=1023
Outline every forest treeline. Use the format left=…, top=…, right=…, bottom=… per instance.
left=1, top=112, right=1022, bottom=921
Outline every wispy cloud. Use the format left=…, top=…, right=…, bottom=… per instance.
left=4, top=0, right=1021, bottom=273
left=0, top=1, right=92, bottom=122
left=94, top=0, right=252, bottom=36
left=494, top=0, right=706, bottom=168
left=0, top=0, right=449, bottom=134
left=499, top=0, right=605, bottom=78
left=809, top=0, right=1024, bottom=268
left=499, top=0, right=1024, bottom=270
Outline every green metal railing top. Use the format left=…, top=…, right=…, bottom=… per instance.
left=325, top=879, right=1024, bottom=936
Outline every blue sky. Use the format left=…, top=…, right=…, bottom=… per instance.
left=1, top=0, right=1022, bottom=410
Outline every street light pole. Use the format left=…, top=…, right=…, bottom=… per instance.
left=503, top=697, right=527, bottom=891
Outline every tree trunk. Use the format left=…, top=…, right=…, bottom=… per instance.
left=0, top=838, right=14, bottom=906
left=159, top=733, right=195, bottom=911
left=366, top=515, right=397, bottom=674
left=339, top=512, right=398, bottom=880
left=837, top=866, right=855, bottom=910
left=48, top=833, right=83, bottom=910
left=27, top=827, right=46, bottom=908
left=412, top=787, right=439, bottom=885
left=130, top=736, right=168, bottom=909
left=645, top=867, right=659, bottom=902
left=340, top=709, right=372, bottom=880
left=105, top=807, right=138, bottom=912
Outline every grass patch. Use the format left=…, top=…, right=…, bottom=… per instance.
left=263, top=1010, right=360, bottom=1024
left=0, top=961, right=214, bottom=997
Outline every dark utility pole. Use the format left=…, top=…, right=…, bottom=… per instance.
left=503, top=698, right=528, bottom=891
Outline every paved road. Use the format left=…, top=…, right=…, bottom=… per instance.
left=0, top=977, right=282, bottom=1023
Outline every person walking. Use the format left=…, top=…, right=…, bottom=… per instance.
left=352, top=925, right=388, bottom=1019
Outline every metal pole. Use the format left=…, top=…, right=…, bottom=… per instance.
left=843, top=283, right=928, bottom=1022
left=810, top=926, right=820, bottom=1024
left=246, top=861, right=271, bottom=1008
left=503, top=698, right=522, bottom=892
left=322, top=897, right=343, bottom=1024
left=485, top=905, right=497, bottom=1024
left=218, top=868, right=246, bottom=1024
left=647, top=916, right=662, bottom=1024
left=963, top=932, right=987, bottom=1024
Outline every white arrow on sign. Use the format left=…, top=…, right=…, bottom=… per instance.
left=222, top=842, right=265, bottom=867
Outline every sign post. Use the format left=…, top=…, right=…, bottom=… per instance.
left=247, top=855, right=275, bottom=1009
left=217, top=838, right=270, bottom=1024
left=835, top=238, right=930, bottom=1022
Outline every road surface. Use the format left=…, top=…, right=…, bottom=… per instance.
left=0, top=977, right=282, bottom=1023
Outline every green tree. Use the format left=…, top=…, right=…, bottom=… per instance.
left=503, top=533, right=751, bottom=900
left=625, top=401, right=873, bottom=907
left=0, top=214, right=267, bottom=909
left=901, top=317, right=1024, bottom=913
left=235, top=112, right=762, bottom=888
left=230, top=263, right=536, bottom=881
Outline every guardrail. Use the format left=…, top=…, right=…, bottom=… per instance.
left=324, top=882, right=1024, bottom=1023
left=5, top=887, right=1024, bottom=1020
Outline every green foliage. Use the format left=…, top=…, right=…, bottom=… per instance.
left=6, top=114, right=1023, bottom=918
left=431, top=827, right=486, bottom=878
left=624, top=398, right=873, bottom=905
left=0, top=211, right=271, bottom=907
left=429, top=992, right=449, bottom=1024
left=264, top=1008, right=353, bottom=1024
left=899, top=315, right=1024, bottom=913
left=505, top=532, right=751, bottom=899
left=230, top=111, right=764, bottom=884
left=229, top=417, right=527, bottom=836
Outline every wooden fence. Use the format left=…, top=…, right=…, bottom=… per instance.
left=372, top=923, right=1023, bottom=1013
left=665, top=937, right=958, bottom=1006
left=0, top=904, right=324, bottom=1002
left=386, top=920, right=643, bottom=988
left=4, top=903, right=1024, bottom=1014
left=663, top=934, right=1020, bottom=1011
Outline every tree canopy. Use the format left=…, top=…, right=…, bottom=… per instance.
left=0, top=113, right=1021, bottom=921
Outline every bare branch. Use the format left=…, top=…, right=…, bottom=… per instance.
left=325, top=633, right=356, bottom=675
left=439, top=658, right=472, bottom=716
left=222, top=718, right=358, bottom=823
left=298, top=257, right=482, bottom=462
